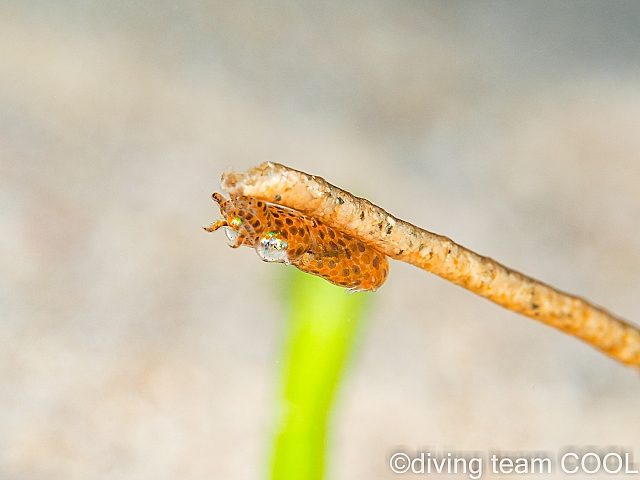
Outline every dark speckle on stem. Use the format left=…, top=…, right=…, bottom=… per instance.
left=274, top=194, right=282, bottom=202
left=360, top=211, right=365, bottom=220
left=337, top=196, right=344, bottom=204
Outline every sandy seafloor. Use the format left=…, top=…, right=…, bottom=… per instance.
left=1, top=2, right=639, bottom=478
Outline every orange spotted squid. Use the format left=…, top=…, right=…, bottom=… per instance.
left=204, top=193, right=389, bottom=292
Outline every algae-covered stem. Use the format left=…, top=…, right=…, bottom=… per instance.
left=220, top=162, right=640, bottom=370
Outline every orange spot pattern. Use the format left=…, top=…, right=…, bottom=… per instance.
left=205, top=193, right=389, bottom=292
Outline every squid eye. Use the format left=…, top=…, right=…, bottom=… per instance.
left=224, top=227, right=239, bottom=245
left=257, top=231, right=289, bottom=264
left=229, top=216, right=243, bottom=229
left=224, top=216, right=243, bottom=245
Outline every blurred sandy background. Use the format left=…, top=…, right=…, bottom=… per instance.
left=1, top=1, right=639, bottom=479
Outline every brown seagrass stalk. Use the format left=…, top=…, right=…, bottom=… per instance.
left=220, top=162, right=640, bottom=370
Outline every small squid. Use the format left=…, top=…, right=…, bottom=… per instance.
left=205, top=193, right=388, bottom=292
